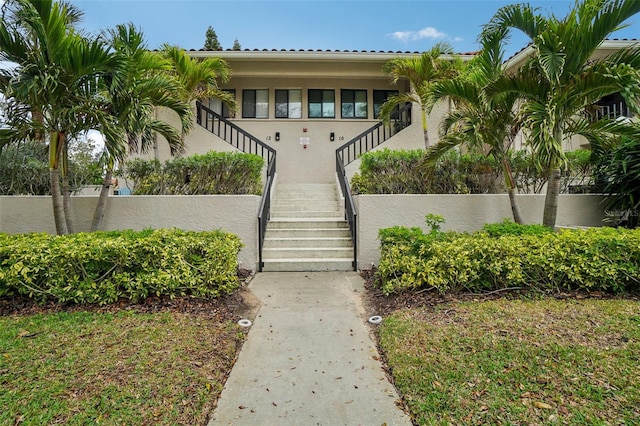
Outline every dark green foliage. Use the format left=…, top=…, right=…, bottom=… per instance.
left=594, top=136, right=640, bottom=228
left=123, top=151, right=264, bottom=195
left=0, top=229, right=242, bottom=304
left=351, top=148, right=595, bottom=195
left=481, top=219, right=553, bottom=237
left=0, top=140, right=103, bottom=195
left=377, top=224, right=640, bottom=295
left=204, top=26, right=222, bottom=50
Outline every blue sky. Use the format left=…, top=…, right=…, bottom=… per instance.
left=70, top=0, right=640, bottom=57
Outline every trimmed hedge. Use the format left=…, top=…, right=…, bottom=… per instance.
left=377, top=225, right=640, bottom=295
left=0, top=229, right=242, bottom=304
left=123, top=151, right=264, bottom=195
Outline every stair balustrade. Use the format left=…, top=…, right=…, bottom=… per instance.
left=196, top=101, right=276, bottom=272
left=336, top=103, right=412, bottom=271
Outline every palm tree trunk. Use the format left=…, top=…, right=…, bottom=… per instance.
left=501, top=157, right=523, bottom=224
left=50, top=168, right=68, bottom=235
left=91, top=168, right=113, bottom=231
left=60, top=135, right=75, bottom=234
left=49, top=131, right=68, bottom=235
left=421, top=109, right=430, bottom=148
left=543, top=168, right=561, bottom=228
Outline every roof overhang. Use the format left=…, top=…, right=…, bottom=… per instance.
left=504, top=39, right=640, bottom=71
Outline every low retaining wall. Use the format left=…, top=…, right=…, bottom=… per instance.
left=0, top=195, right=260, bottom=269
left=1, top=193, right=607, bottom=272
left=355, top=194, right=607, bottom=268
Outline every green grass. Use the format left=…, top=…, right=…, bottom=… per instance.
left=379, top=298, right=640, bottom=425
left=0, top=310, right=244, bottom=425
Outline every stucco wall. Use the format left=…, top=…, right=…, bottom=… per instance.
left=355, top=194, right=607, bottom=267
left=0, top=195, right=260, bottom=269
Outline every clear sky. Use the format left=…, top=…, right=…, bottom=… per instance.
left=69, top=0, right=640, bottom=58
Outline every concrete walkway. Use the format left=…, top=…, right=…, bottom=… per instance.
left=209, top=272, right=412, bottom=426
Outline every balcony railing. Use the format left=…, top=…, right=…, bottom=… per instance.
left=196, top=101, right=276, bottom=272
left=595, top=101, right=632, bottom=120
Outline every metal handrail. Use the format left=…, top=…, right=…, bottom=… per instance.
left=196, top=101, right=276, bottom=167
left=257, top=154, right=276, bottom=272
left=196, top=101, right=276, bottom=272
left=335, top=103, right=412, bottom=270
left=336, top=153, right=358, bottom=271
left=336, top=103, right=412, bottom=168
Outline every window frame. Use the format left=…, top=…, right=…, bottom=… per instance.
left=373, top=89, right=399, bottom=119
left=242, top=89, right=269, bottom=119
left=308, top=89, right=335, bottom=119
left=275, top=89, right=302, bottom=119
left=341, top=89, right=368, bottom=119
left=207, top=89, right=235, bottom=119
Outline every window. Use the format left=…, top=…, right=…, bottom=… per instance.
left=207, top=89, right=235, bottom=118
left=341, top=89, right=368, bottom=119
left=242, top=89, right=269, bottom=119
left=308, top=89, right=335, bottom=118
left=275, top=89, right=302, bottom=119
left=373, top=90, right=399, bottom=119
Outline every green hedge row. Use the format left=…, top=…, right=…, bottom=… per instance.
left=377, top=223, right=640, bottom=295
left=351, top=148, right=594, bottom=195
left=0, top=229, right=242, bottom=304
left=123, top=151, right=264, bottom=195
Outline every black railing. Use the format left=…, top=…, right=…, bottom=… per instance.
left=335, top=103, right=413, bottom=271
left=336, top=153, right=358, bottom=271
left=336, top=103, right=412, bottom=168
left=196, top=101, right=276, bottom=167
left=196, top=101, right=276, bottom=272
left=258, top=154, right=276, bottom=272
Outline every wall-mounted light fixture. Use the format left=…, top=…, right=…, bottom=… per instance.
left=330, top=132, right=335, bottom=142
left=275, top=132, right=280, bottom=141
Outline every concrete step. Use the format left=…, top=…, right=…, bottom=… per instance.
left=263, top=237, right=353, bottom=249
left=273, top=201, right=341, bottom=210
left=270, top=210, right=343, bottom=219
left=266, top=228, right=352, bottom=238
left=262, top=182, right=353, bottom=272
left=261, top=258, right=354, bottom=272
left=263, top=247, right=354, bottom=259
left=268, top=218, right=349, bottom=229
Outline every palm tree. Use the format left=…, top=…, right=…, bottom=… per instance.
left=90, top=24, right=192, bottom=231
left=425, top=28, right=524, bottom=223
left=380, top=43, right=464, bottom=148
left=0, top=0, right=120, bottom=234
left=484, top=0, right=640, bottom=228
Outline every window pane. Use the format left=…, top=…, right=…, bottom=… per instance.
left=356, top=101, right=367, bottom=118
left=309, top=90, right=322, bottom=103
left=309, top=103, right=321, bottom=118
left=373, top=90, right=398, bottom=119
left=323, top=90, right=334, bottom=118
left=255, top=89, right=268, bottom=119
left=242, top=90, right=256, bottom=118
left=342, top=103, right=354, bottom=118
left=275, top=90, right=288, bottom=118
left=289, top=90, right=302, bottom=118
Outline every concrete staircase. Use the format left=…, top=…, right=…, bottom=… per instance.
left=261, top=183, right=354, bottom=272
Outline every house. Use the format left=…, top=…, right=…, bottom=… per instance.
left=153, top=49, right=476, bottom=184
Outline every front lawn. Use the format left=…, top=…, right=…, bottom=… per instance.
left=0, top=300, right=246, bottom=425
left=378, top=298, right=640, bottom=425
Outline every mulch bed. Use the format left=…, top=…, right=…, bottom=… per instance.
left=360, top=267, right=640, bottom=318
